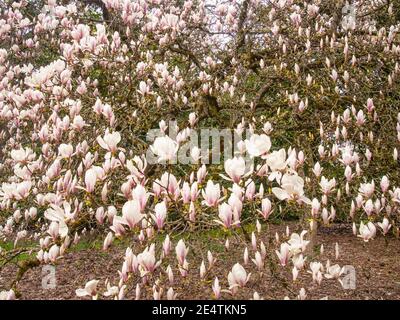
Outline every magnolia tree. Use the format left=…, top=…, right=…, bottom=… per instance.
left=0, top=0, right=400, bottom=300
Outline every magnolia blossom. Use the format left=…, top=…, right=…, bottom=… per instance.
left=110, top=216, right=126, bottom=237
left=223, top=156, right=247, bottom=183
left=103, top=232, right=113, bottom=250
left=258, top=198, right=273, bottom=219
left=0, top=289, right=15, bottom=300
left=44, top=202, right=73, bottom=238
left=202, top=180, right=221, bottom=207
left=276, top=243, right=291, bottom=266
left=97, top=131, right=121, bottom=153
left=377, top=218, right=392, bottom=235
left=151, top=201, right=167, bottom=229
left=319, top=176, right=336, bottom=195
left=132, top=184, right=149, bottom=211
left=58, top=143, right=74, bottom=158
left=245, top=134, right=271, bottom=158
left=150, top=136, right=179, bottom=162
left=266, top=149, right=287, bottom=181
left=228, top=263, right=250, bottom=292
left=325, top=264, right=344, bottom=279
left=380, top=176, right=390, bottom=193
left=287, top=230, right=309, bottom=255
left=358, top=221, right=377, bottom=242
left=272, top=174, right=311, bottom=204
left=175, top=239, right=189, bottom=266
left=0, top=181, right=32, bottom=200
left=11, top=147, right=35, bottom=163
left=48, top=244, right=60, bottom=262
left=84, top=168, right=97, bottom=193
left=359, top=181, right=375, bottom=198
left=215, top=202, right=235, bottom=228
left=76, top=280, right=99, bottom=299
left=122, top=200, right=144, bottom=228
left=212, top=277, right=221, bottom=299
left=156, top=172, right=180, bottom=200
left=137, top=245, right=159, bottom=275
left=252, top=251, right=264, bottom=270
left=228, top=194, right=243, bottom=217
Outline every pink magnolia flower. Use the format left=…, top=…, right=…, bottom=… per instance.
left=122, top=200, right=144, bottom=229
left=181, top=182, right=191, bottom=203
left=150, top=136, right=179, bottom=163
left=212, top=277, right=221, bottom=299
left=245, top=179, right=256, bottom=201
left=380, top=176, right=390, bottom=193
left=175, top=239, right=189, bottom=266
left=223, top=156, right=247, bottom=183
left=252, top=251, right=264, bottom=271
left=266, top=148, right=287, bottom=176
left=311, top=198, right=320, bottom=217
left=151, top=201, right=167, bottom=230
left=11, top=147, right=35, bottom=163
left=0, top=289, right=15, bottom=300
left=137, top=245, right=159, bottom=275
left=48, top=244, right=60, bottom=262
left=366, top=98, right=374, bottom=113
left=188, top=112, right=197, bottom=126
left=84, top=168, right=97, bottom=193
left=196, top=165, right=208, bottom=183
left=358, top=181, right=375, bottom=198
left=58, top=143, right=74, bottom=158
left=215, top=202, right=234, bottom=228
left=245, top=134, right=271, bottom=158
left=110, top=215, right=127, bottom=237
left=319, top=176, right=336, bottom=195
left=202, top=180, right=221, bottom=207
left=76, top=280, right=99, bottom=299
left=103, top=232, right=113, bottom=251
left=287, top=230, right=310, bottom=255
left=377, top=218, right=392, bottom=235
left=276, top=243, right=291, bottom=266
left=157, top=172, right=180, bottom=200
left=312, top=162, right=322, bottom=177
left=228, top=263, right=250, bottom=292
left=228, top=194, right=243, bottom=218
left=358, top=221, right=377, bottom=242
left=189, top=201, right=196, bottom=222
left=163, top=235, right=171, bottom=256
left=167, top=288, right=177, bottom=300
left=325, top=264, right=344, bottom=279
left=363, top=199, right=374, bottom=216
left=132, top=184, right=149, bottom=211
left=272, top=174, right=311, bottom=204
left=97, top=131, right=121, bottom=153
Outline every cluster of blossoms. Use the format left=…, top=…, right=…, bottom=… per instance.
left=0, top=0, right=399, bottom=300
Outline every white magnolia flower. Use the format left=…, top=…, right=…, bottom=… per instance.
left=76, top=280, right=99, bottom=299
left=358, top=221, right=376, bottom=242
left=0, top=289, right=16, bottom=300
left=266, top=149, right=287, bottom=181
left=97, top=131, right=121, bottom=153
left=11, top=147, right=35, bottom=163
left=150, top=136, right=179, bottom=162
left=122, top=199, right=145, bottom=228
left=228, top=263, right=250, bottom=289
left=245, top=134, right=271, bottom=158
left=222, top=156, right=251, bottom=183
left=272, top=174, right=311, bottom=204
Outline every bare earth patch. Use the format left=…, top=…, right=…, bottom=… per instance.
left=1, top=223, right=400, bottom=300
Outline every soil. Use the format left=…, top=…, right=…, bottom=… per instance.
left=1, top=222, right=400, bottom=300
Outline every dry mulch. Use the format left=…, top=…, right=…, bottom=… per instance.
left=1, top=223, right=400, bottom=300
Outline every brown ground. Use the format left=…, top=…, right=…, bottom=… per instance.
left=1, top=223, right=400, bottom=300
